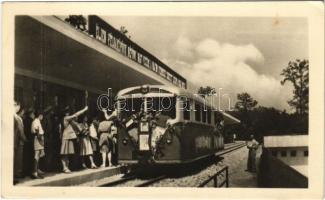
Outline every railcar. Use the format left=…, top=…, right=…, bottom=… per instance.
left=116, top=85, right=239, bottom=165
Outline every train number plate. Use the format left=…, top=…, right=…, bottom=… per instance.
left=139, top=134, right=150, bottom=151
left=140, top=122, right=149, bottom=132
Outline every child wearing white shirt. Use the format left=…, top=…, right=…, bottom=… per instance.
left=31, top=111, right=45, bottom=179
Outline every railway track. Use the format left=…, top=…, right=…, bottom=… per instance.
left=135, top=175, right=167, bottom=187
left=100, top=174, right=167, bottom=187
left=98, top=142, right=245, bottom=187
left=100, top=175, right=137, bottom=187
left=216, top=142, right=246, bottom=157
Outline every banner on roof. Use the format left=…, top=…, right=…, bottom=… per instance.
left=120, top=42, right=127, bottom=56
left=137, top=53, right=143, bottom=64
left=128, top=47, right=137, bottom=60
left=167, top=72, right=173, bottom=81
left=159, top=66, right=167, bottom=78
left=152, top=62, right=158, bottom=73
left=95, top=24, right=101, bottom=40
left=143, top=56, right=150, bottom=68
left=100, top=29, right=107, bottom=44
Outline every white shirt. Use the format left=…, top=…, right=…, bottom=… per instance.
left=247, top=139, right=259, bottom=149
left=14, top=113, right=24, bottom=126
left=111, top=125, right=117, bottom=135
left=31, top=118, right=44, bottom=135
left=89, top=123, right=97, bottom=139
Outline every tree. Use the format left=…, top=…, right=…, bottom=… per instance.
left=65, top=15, right=87, bottom=31
left=197, top=86, right=216, bottom=98
left=234, top=92, right=258, bottom=140
left=120, top=26, right=128, bottom=35
left=120, top=26, right=131, bottom=39
left=281, top=59, right=309, bottom=115
left=235, top=93, right=258, bottom=112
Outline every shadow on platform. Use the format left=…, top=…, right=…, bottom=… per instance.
left=16, top=166, right=125, bottom=186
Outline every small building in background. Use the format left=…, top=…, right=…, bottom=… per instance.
left=264, top=134, right=308, bottom=177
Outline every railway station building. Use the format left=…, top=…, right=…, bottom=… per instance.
left=15, top=15, right=186, bottom=116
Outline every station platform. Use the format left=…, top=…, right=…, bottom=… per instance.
left=220, top=144, right=262, bottom=187
left=16, top=166, right=124, bottom=186
left=16, top=143, right=261, bottom=187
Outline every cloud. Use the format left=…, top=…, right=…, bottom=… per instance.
left=167, top=37, right=292, bottom=110
left=171, top=36, right=195, bottom=63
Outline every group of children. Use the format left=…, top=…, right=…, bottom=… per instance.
left=60, top=106, right=118, bottom=174
left=14, top=100, right=118, bottom=182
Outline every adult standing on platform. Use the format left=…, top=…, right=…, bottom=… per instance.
left=52, top=112, right=62, bottom=171
left=23, top=108, right=35, bottom=177
left=42, top=106, right=55, bottom=171
left=60, top=106, right=88, bottom=173
left=14, top=101, right=27, bottom=183
left=246, top=134, right=259, bottom=172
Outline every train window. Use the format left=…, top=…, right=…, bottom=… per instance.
left=214, top=111, right=223, bottom=125
left=202, top=106, right=207, bottom=123
left=207, top=108, right=212, bottom=124
left=304, top=150, right=308, bottom=157
left=281, top=151, right=287, bottom=157
left=195, top=103, right=201, bottom=121
left=290, top=150, right=297, bottom=157
left=183, top=100, right=190, bottom=120
left=271, top=150, right=277, bottom=157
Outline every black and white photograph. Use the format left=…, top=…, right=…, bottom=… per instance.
left=2, top=2, right=324, bottom=199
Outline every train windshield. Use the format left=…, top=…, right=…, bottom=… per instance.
left=119, top=98, right=144, bottom=119
left=118, top=96, right=176, bottom=120
left=147, top=97, right=176, bottom=119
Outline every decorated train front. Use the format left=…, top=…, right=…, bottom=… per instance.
left=116, top=85, right=225, bottom=165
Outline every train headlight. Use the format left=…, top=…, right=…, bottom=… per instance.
left=122, top=138, right=128, bottom=145
left=166, top=136, right=173, bottom=144
left=141, top=85, right=149, bottom=94
left=166, top=139, right=172, bottom=144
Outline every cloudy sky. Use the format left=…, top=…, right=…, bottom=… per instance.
left=102, top=16, right=308, bottom=111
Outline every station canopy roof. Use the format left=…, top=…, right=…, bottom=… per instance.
left=220, top=111, right=241, bottom=125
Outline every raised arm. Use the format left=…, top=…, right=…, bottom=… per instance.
left=65, top=106, right=88, bottom=121
left=101, top=109, right=117, bottom=120
left=101, top=109, right=109, bottom=120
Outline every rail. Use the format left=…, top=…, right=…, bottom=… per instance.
left=100, top=175, right=137, bottom=187
left=135, top=175, right=167, bottom=187
left=216, top=143, right=246, bottom=157
left=198, top=166, right=229, bottom=188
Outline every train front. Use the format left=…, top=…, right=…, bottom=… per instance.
left=116, top=85, right=179, bottom=165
